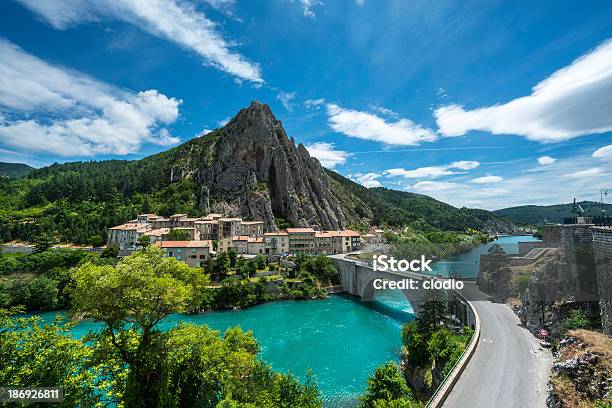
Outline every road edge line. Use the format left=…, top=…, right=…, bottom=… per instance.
left=425, top=289, right=481, bottom=408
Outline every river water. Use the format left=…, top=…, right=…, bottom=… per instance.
left=28, top=235, right=538, bottom=407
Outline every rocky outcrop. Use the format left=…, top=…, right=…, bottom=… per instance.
left=170, top=101, right=346, bottom=231
left=547, top=330, right=611, bottom=407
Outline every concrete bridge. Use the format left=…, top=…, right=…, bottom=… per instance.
left=330, top=254, right=447, bottom=317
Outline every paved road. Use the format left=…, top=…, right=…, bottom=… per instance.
left=442, top=283, right=553, bottom=408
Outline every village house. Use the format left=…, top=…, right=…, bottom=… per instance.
left=287, top=227, right=317, bottom=255
left=263, top=231, right=289, bottom=255
left=241, top=221, right=264, bottom=237
left=107, top=222, right=152, bottom=250
left=158, top=240, right=214, bottom=267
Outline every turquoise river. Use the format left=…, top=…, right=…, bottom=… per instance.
left=30, top=235, right=538, bottom=407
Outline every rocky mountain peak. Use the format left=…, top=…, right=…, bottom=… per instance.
left=182, top=101, right=347, bottom=231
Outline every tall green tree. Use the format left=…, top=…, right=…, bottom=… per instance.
left=167, top=228, right=190, bottom=241
left=71, top=247, right=209, bottom=406
left=359, top=362, right=421, bottom=408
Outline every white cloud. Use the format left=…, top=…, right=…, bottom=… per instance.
left=293, top=0, right=323, bottom=18
left=16, top=0, right=262, bottom=83
left=435, top=39, right=612, bottom=142
left=563, top=167, right=603, bottom=179
left=355, top=0, right=365, bottom=5
left=217, top=117, right=231, bottom=127
left=350, top=172, right=382, bottom=188
left=411, top=181, right=459, bottom=192
left=304, top=142, right=351, bottom=169
left=0, top=39, right=181, bottom=157
left=370, top=105, right=399, bottom=119
left=384, top=161, right=479, bottom=179
left=537, top=155, right=557, bottom=165
left=593, top=144, right=612, bottom=159
left=471, top=176, right=503, bottom=184
left=326, top=103, right=437, bottom=146
left=304, top=98, right=325, bottom=109
left=277, top=92, right=296, bottom=111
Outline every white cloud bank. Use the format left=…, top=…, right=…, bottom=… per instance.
left=384, top=161, right=479, bottom=179
left=471, top=176, right=503, bottom=184
left=593, top=144, right=612, bottom=159
left=16, top=0, right=262, bottom=83
left=304, top=142, right=351, bottom=169
left=435, top=39, right=612, bottom=142
left=350, top=172, right=382, bottom=188
left=0, top=39, right=181, bottom=157
left=537, top=155, right=557, bottom=165
left=326, top=104, right=437, bottom=146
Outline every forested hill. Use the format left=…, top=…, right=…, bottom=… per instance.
left=325, top=170, right=513, bottom=233
left=0, top=162, right=33, bottom=178
left=0, top=101, right=513, bottom=245
left=493, top=201, right=612, bottom=225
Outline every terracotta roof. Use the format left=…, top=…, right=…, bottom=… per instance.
left=160, top=240, right=212, bottom=248
left=336, top=230, right=360, bottom=237
left=109, top=223, right=150, bottom=232
left=287, top=227, right=316, bottom=233
left=232, top=235, right=250, bottom=242
left=144, top=228, right=170, bottom=236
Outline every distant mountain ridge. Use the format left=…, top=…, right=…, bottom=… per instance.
left=493, top=201, right=612, bottom=225
left=0, top=162, right=33, bottom=178
left=1, top=101, right=514, bottom=244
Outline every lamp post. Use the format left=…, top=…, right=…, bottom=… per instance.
left=602, top=188, right=610, bottom=216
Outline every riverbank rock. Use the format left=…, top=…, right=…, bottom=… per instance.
left=547, top=329, right=611, bottom=407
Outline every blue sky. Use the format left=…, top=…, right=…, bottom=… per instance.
left=0, top=0, right=611, bottom=210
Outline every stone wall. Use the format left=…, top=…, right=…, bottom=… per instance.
left=591, top=227, right=612, bottom=335
left=542, top=224, right=562, bottom=245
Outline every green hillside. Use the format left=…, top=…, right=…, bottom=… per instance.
left=493, top=201, right=612, bottom=225
left=0, top=162, right=34, bottom=178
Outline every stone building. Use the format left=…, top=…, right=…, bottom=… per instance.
left=159, top=240, right=213, bottom=267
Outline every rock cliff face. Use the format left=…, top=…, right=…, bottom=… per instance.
left=170, top=101, right=346, bottom=231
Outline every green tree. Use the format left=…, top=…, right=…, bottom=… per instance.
left=137, top=235, right=151, bottom=248
left=101, top=244, right=120, bottom=258
left=0, top=308, right=103, bottom=407
left=214, top=251, right=231, bottom=278
left=25, top=276, right=59, bottom=311
left=33, top=234, right=55, bottom=253
left=254, top=255, right=266, bottom=270
left=88, top=234, right=104, bottom=247
left=227, top=248, right=238, bottom=268
left=359, top=362, right=420, bottom=408
left=71, top=247, right=209, bottom=406
left=416, top=300, right=447, bottom=337
left=167, top=228, right=190, bottom=241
